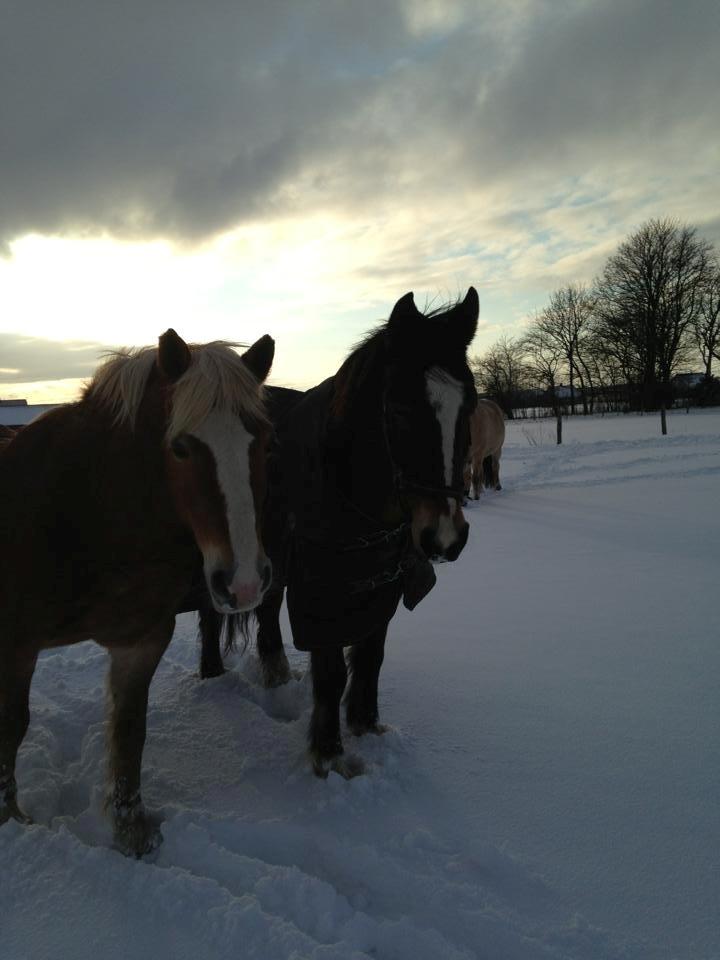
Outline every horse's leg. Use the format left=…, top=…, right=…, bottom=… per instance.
left=105, top=620, right=173, bottom=857
left=482, top=454, right=494, bottom=492
left=0, top=647, right=38, bottom=826
left=309, top=646, right=362, bottom=779
left=256, top=586, right=290, bottom=688
left=198, top=594, right=225, bottom=679
left=472, top=454, right=482, bottom=498
left=462, top=459, right=472, bottom=502
left=492, top=452, right=502, bottom=490
left=345, top=627, right=388, bottom=736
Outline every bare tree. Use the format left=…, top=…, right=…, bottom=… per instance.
left=471, top=335, right=527, bottom=418
left=693, top=260, right=720, bottom=379
left=593, top=218, right=713, bottom=433
left=534, top=284, right=597, bottom=414
left=521, top=323, right=564, bottom=442
left=586, top=326, right=634, bottom=412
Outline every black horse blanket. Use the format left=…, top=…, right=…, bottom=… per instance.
left=272, top=379, right=436, bottom=651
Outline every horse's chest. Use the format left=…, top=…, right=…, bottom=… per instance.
left=48, top=546, right=198, bottom=648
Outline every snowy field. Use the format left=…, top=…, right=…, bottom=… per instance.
left=2, top=409, right=719, bottom=960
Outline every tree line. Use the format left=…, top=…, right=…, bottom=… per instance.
left=472, top=218, right=720, bottom=435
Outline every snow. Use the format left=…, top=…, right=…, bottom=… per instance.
left=2, top=409, right=719, bottom=960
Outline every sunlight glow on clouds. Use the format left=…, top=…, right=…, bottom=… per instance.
left=0, top=210, right=497, bottom=401
left=1, top=0, right=718, bottom=401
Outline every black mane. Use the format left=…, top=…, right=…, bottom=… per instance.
left=331, top=327, right=386, bottom=420
left=331, top=297, right=466, bottom=420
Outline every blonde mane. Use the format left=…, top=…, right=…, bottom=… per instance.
left=86, top=341, right=268, bottom=437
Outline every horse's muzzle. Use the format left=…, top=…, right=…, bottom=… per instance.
left=208, top=559, right=272, bottom=613
left=419, top=520, right=469, bottom=563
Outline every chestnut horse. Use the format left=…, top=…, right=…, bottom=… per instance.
left=463, top=398, right=505, bottom=498
left=201, top=290, right=479, bottom=777
left=0, top=330, right=274, bottom=855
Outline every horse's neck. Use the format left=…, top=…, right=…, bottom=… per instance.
left=329, top=378, right=400, bottom=531
left=80, top=390, right=177, bottom=528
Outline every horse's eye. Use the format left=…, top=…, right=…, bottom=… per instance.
left=170, top=437, right=191, bottom=460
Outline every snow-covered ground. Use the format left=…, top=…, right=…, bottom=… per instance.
left=2, top=409, right=719, bottom=960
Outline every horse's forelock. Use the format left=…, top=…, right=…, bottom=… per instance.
left=167, top=342, right=268, bottom=439
left=88, top=341, right=268, bottom=435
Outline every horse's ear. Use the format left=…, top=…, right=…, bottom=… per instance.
left=158, top=329, right=192, bottom=382
left=454, top=287, right=479, bottom=348
left=387, top=292, right=422, bottom=347
left=241, top=334, right=275, bottom=383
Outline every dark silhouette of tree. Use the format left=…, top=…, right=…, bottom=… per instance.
left=521, top=323, right=564, bottom=442
left=471, top=335, right=526, bottom=418
left=534, top=284, right=597, bottom=414
left=693, top=259, right=720, bottom=379
left=593, top=218, right=713, bottom=433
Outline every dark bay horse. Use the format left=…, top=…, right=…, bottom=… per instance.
left=201, top=290, right=479, bottom=777
left=463, top=398, right=506, bottom=498
left=0, top=330, right=274, bottom=855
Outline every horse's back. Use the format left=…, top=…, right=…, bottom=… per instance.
left=260, top=384, right=307, bottom=575
left=1, top=406, right=81, bottom=521
left=469, top=398, right=505, bottom=457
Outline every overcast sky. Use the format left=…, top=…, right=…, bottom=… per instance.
left=1, top=0, right=718, bottom=401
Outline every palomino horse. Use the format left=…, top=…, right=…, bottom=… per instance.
left=200, top=290, right=479, bottom=777
left=0, top=330, right=274, bottom=856
left=463, top=398, right=505, bottom=499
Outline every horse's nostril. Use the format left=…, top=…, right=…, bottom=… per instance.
left=419, top=528, right=436, bottom=560
left=210, top=569, right=232, bottom=601
left=260, top=561, right=272, bottom=592
left=444, top=522, right=469, bottom=562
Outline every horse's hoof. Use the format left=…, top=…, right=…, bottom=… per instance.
left=113, top=799, right=163, bottom=860
left=112, top=808, right=163, bottom=858
left=311, top=751, right=366, bottom=780
left=0, top=802, right=33, bottom=827
left=261, top=652, right=291, bottom=688
left=0, top=781, right=33, bottom=826
left=200, top=662, right=225, bottom=679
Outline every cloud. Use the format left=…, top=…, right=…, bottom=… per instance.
left=2, top=0, right=717, bottom=254
left=0, top=333, right=108, bottom=383
left=2, top=0, right=718, bottom=403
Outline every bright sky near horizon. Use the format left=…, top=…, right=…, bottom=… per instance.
left=1, top=0, right=718, bottom=403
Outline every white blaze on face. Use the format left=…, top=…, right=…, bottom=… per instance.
left=194, top=409, right=260, bottom=595
left=426, top=367, right=464, bottom=488
left=426, top=368, right=464, bottom=548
